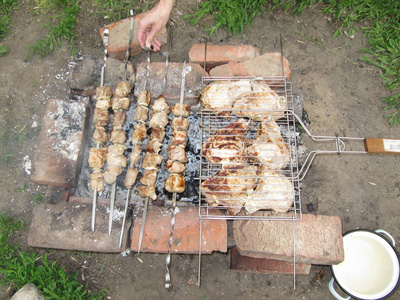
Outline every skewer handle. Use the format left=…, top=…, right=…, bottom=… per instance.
left=364, top=138, right=400, bottom=154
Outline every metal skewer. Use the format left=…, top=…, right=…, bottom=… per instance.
left=109, top=10, right=134, bottom=237
left=165, top=61, right=187, bottom=289
left=137, top=42, right=152, bottom=254
left=92, top=27, right=109, bottom=232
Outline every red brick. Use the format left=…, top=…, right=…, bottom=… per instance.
left=209, top=52, right=291, bottom=79
left=134, top=62, right=207, bottom=106
left=131, top=206, right=227, bottom=254
left=100, top=15, right=167, bottom=60
left=189, top=44, right=260, bottom=72
left=233, top=213, right=344, bottom=265
left=31, top=99, right=89, bottom=187
left=230, top=247, right=311, bottom=275
left=28, top=202, right=131, bottom=252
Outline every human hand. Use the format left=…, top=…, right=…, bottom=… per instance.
left=137, top=0, right=174, bottom=51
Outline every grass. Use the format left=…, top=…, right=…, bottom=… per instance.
left=28, top=0, right=81, bottom=58
left=0, top=0, right=19, bottom=56
left=184, top=0, right=400, bottom=125
left=0, top=214, right=105, bottom=299
left=94, top=0, right=151, bottom=23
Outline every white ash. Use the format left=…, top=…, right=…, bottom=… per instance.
left=47, top=99, right=86, bottom=161
left=23, top=155, right=32, bottom=175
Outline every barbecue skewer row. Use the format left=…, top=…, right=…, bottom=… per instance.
left=90, top=27, right=110, bottom=232
left=118, top=90, right=151, bottom=248
left=165, top=62, right=189, bottom=289
left=103, top=81, right=132, bottom=236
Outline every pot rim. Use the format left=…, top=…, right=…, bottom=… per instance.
left=330, top=229, right=400, bottom=300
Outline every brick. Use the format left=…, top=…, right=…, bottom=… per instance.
left=233, top=213, right=344, bottom=265
left=189, top=44, right=260, bottom=72
left=134, top=62, right=206, bottom=106
left=28, top=202, right=131, bottom=252
left=209, top=52, right=291, bottom=80
left=68, top=56, right=135, bottom=94
left=230, top=247, right=311, bottom=275
left=44, top=186, right=71, bottom=204
left=100, top=15, right=167, bottom=60
left=31, top=99, right=89, bottom=187
left=131, top=206, right=227, bottom=254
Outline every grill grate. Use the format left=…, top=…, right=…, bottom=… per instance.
left=198, top=76, right=302, bottom=220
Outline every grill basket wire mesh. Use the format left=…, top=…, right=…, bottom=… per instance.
left=198, top=76, right=302, bottom=220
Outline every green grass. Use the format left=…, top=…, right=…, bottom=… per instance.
left=0, top=214, right=105, bottom=299
left=185, top=0, right=400, bottom=125
left=0, top=0, right=19, bottom=56
left=27, top=0, right=81, bottom=58
left=94, top=0, right=151, bottom=23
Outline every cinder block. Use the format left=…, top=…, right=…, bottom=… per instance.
left=31, top=98, right=89, bottom=187
left=230, top=247, right=311, bottom=275
left=134, top=62, right=206, bottom=106
left=189, top=44, right=260, bottom=72
left=100, top=15, right=167, bottom=60
left=209, top=52, right=291, bottom=79
left=233, top=213, right=344, bottom=265
left=131, top=206, right=227, bottom=254
left=28, top=202, right=131, bottom=252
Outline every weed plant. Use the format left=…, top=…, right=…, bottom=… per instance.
left=0, top=214, right=105, bottom=299
left=94, top=0, right=151, bottom=23
left=0, top=0, right=19, bottom=56
left=28, top=0, right=81, bottom=58
left=185, top=0, right=400, bottom=125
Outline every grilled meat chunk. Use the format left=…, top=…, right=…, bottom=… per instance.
left=113, top=81, right=131, bottom=97
left=90, top=172, right=105, bottom=191
left=203, top=118, right=249, bottom=165
left=149, top=127, right=165, bottom=142
left=146, top=138, right=162, bottom=154
left=94, top=108, right=109, bottom=127
left=171, top=117, right=189, bottom=131
left=171, top=103, right=190, bottom=117
left=112, top=97, right=130, bottom=111
left=112, top=111, right=126, bottom=129
left=106, top=152, right=127, bottom=168
left=88, top=147, right=108, bottom=170
left=165, top=173, right=186, bottom=193
left=149, top=111, right=168, bottom=129
left=166, top=159, right=186, bottom=174
left=140, top=168, right=158, bottom=186
left=245, top=169, right=294, bottom=214
left=124, top=167, right=139, bottom=189
left=110, top=129, right=127, bottom=144
left=201, top=165, right=258, bottom=215
left=245, top=118, right=290, bottom=170
left=137, top=90, right=151, bottom=107
left=108, top=144, right=126, bottom=156
left=142, top=152, right=162, bottom=169
left=93, top=126, right=108, bottom=144
left=104, top=166, right=123, bottom=185
left=96, top=86, right=113, bottom=99
left=167, top=144, right=188, bottom=163
left=152, top=95, right=170, bottom=114
left=131, top=123, right=147, bottom=145
left=134, top=105, right=149, bottom=123
left=138, top=185, right=157, bottom=200
left=172, top=130, right=187, bottom=146
left=129, top=145, right=142, bottom=166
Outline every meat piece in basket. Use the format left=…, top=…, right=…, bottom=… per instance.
left=203, top=118, right=249, bottom=165
left=201, top=165, right=257, bottom=215
left=245, top=169, right=294, bottom=214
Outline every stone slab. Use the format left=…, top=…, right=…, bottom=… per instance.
left=100, top=15, right=167, bottom=60
left=68, top=56, right=135, bottom=96
left=209, top=52, right=291, bottom=80
left=134, top=62, right=206, bottom=106
left=233, top=213, right=344, bottom=265
left=28, top=202, right=131, bottom=252
left=31, top=98, right=89, bottom=187
left=131, top=206, right=227, bottom=254
left=230, top=247, right=311, bottom=275
left=189, top=44, right=260, bottom=72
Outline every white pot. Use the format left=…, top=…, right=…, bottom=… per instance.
left=329, top=229, right=400, bottom=300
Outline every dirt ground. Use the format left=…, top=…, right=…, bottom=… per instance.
left=1, top=1, right=400, bottom=299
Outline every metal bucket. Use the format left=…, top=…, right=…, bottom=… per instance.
left=330, top=229, right=400, bottom=300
